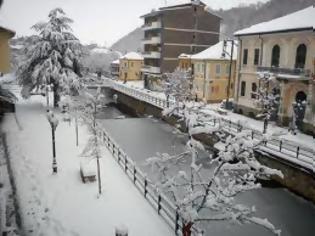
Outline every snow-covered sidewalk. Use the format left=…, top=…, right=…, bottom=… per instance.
left=1, top=96, right=173, bottom=236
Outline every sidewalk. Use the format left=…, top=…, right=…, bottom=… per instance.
left=1, top=96, right=173, bottom=236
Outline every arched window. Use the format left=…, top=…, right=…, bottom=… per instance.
left=271, top=45, right=280, bottom=67
left=295, top=44, right=307, bottom=69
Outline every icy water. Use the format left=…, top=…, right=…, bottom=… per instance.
left=95, top=93, right=315, bottom=236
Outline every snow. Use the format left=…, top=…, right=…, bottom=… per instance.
left=1, top=95, right=173, bottom=236
left=111, top=59, right=120, bottom=65
left=0, top=73, right=16, bottom=84
left=234, top=6, right=315, bottom=36
left=120, top=52, right=143, bottom=60
left=191, top=41, right=238, bottom=60
left=91, top=47, right=110, bottom=54
left=10, top=44, right=24, bottom=50
left=178, top=53, right=192, bottom=59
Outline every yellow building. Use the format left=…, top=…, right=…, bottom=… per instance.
left=0, top=26, right=15, bottom=74
left=178, top=53, right=192, bottom=71
left=119, top=52, right=144, bottom=82
left=191, top=41, right=237, bottom=103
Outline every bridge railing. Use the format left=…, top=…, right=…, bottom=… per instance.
left=101, top=79, right=315, bottom=174
left=97, top=126, right=191, bottom=235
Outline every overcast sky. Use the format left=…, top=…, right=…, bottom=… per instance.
left=0, top=0, right=268, bottom=46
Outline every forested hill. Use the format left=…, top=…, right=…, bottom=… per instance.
left=110, top=0, right=314, bottom=52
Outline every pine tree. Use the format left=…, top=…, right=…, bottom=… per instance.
left=17, top=8, right=83, bottom=107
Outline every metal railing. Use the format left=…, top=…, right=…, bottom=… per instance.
left=98, top=127, right=185, bottom=235
left=98, top=79, right=315, bottom=174
left=257, top=66, right=311, bottom=78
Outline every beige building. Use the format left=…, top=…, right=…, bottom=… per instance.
left=234, top=6, right=315, bottom=134
left=119, top=52, right=144, bottom=82
left=191, top=41, right=237, bottom=103
left=0, top=26, right=15, bottom=74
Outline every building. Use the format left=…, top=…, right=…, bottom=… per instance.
left=119, top=52, right=144, bottom=82
left=234, top=6, right=315, bottom=134
left=178, top=53, right=192, bottom=71
left=191, top=41, right=237, bottom=103
left=140, top=0, right=221, bottom=90
left=110, top=59, right=120, bottom=78
left=0, top=26, right=15, bottom=75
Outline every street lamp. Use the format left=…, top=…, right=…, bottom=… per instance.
left=222, top=39, right=236, bottom=110
left=46, top=110, right=59, bottom=173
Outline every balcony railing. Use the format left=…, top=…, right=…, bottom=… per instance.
left=142, top=51, right=161, bottom=59
left=142, top=36, right=161, bottom=45
left=142, top=21, right=162, bottom=31
left=257, top=66, right=311, bottom=80
left=141, top=65, right=161, bottom=74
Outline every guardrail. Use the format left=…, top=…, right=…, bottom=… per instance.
left=95, top=79, right=315, bottom=174
left=98, top=127, right=187, bottom=235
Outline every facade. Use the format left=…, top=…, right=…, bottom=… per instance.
left=0, top=26, right=15, bottom=75
left=178, top=53, right=192, bottom=71
left=234, top=6, right=315, bottom=134
left=110, top=59, right=120, bottom=78
left=119, top=52, right=144, bottom=82
left=192, top=41, right=237, bottom=103
left=140, top=0, right=221, bottom=90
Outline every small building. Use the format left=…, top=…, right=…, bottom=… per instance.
left=191, top=41, right=237, bottom=103
left=110, top=59, right=120, bottom=78
left=178, top=53, right=192, bottom=71
left=119, top=52, right=144, bottom=82
left=234, top=6, right=315, bottom=134
left=0, top=26, right=15, bottom=75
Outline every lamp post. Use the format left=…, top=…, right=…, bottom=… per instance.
left=47, top=110, right=59, bottom=173
left=222, top=39, right=235, bottom=110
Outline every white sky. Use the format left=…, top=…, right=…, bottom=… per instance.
left=0, top=0, right=269, bottom=46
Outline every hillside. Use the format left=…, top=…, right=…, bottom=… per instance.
left=110, top=0, right=314, bottom=52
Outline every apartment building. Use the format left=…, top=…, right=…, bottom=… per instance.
left=234, top=6, right=315, bottom=134
left=192, top=41, right=237, bottom=103
left=110, top=59, right=120, bottom=78
left=119, top=52, right=144, bottom=82
left=140, top=0, right=221, bottom=90
left=0, top=26, right=15, bottom=75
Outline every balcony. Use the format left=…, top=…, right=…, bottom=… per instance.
left=142, top=36, right=161, bottom=45
left=142, top=51, right=161, bottom=59
left=141, top=65, right=161, bottom=74
left=257, top=66, right=311, bottom=81
left=142, top=21, right=162, bottom=31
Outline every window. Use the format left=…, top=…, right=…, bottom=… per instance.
left=131, top=62, right=134, bottom=67
left=243, top=49, right=248, bottom=65
left=254, top=48, right=260, bottom=65
left=215, top=64, right=221, bottom=75
left=240, top=81, right=246, bottom=96
left=251, top=82, right=257, bottom=99
left=271, top=45, right=280, bottom=67
left=230, top=82, right=234, bottom=89
left=226, top=64, right=230, bottom=74
left=295, top=44, right=307, bottom=69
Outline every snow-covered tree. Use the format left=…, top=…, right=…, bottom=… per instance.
left=255, top=73, right=280, bottom=134
left=162, top=69, right=194, bottom=107
left=17, top=8, right=83, bottom=107
left=147, top=101, right=283, bottom=236
left=79, top=87, right=104, bottom=195
left=289, top=100, right=307, bottom=134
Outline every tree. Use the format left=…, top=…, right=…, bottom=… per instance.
left=147, top=95, right=283, bottom=235
left=255, top=73, right=280, bottom=134
left=162, top=69, right=194, bottom=108
left=17, top=8, right=83, bottom=107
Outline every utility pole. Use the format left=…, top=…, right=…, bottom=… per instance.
left=47, top=110, right=59, bottom=173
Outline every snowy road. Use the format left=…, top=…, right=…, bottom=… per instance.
left=0, top=97, right=173, bottom=236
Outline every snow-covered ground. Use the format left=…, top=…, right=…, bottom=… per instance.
left=1, top=95, right=173, bottom=236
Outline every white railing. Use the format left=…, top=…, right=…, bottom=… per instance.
left=142, top=21, right=162, bottom=31
left=143, top=51, right=161, bottom=59
left=97, top=78, right=315, bottom=174
left=142, top=36, right=161, bottom=45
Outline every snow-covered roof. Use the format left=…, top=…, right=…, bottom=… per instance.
left=191, top=41, right=238, bottom=61
left=234, top=6, right=315, bottom=36
left=111, top=59, right=120, bottom=65
left=0, top=25, right=15, bottom=37
left=120, top=52, right=143, bottom=60
left=91, top=47, right=110, bottom=54
left=178, top=53, right=192, bottom=59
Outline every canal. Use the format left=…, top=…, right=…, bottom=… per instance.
left=95, top=91, right=315, bottom=236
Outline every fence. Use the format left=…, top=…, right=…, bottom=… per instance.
left=100, top=78, right=315, bottom=174
left=98, top=127, right=186, bottom=235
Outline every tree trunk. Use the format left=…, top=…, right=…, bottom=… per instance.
left=182, top=222, right=193, bottom=236
left=53, top=83, right=60, bottom=108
